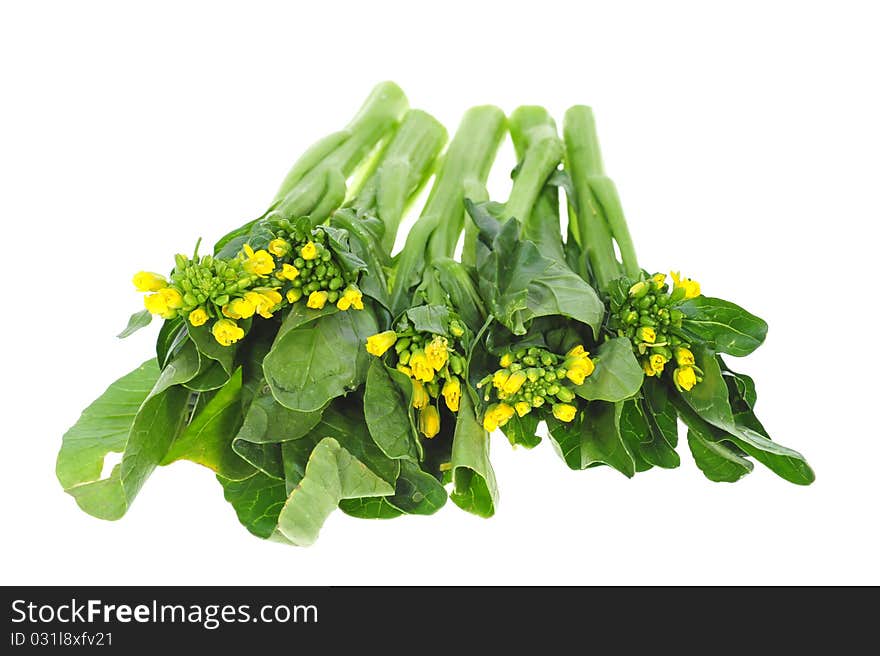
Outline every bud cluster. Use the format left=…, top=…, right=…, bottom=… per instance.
left=133, top=222, right=365, bottom=347
left=365, top=318, right=468, bottom=439
left=477, top=345, right=595, bottom=431
left=607, top=271, right=703, bottom=390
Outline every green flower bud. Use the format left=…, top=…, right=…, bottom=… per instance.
left=184, top=292, right=198, bottom=306
left=510, top=363, right=523, bottom=372
left=315, top=264, right=327, bottom=278
left=623, top=310, right=639, bottom=325
left=555, top=386, right=575, bottom=402
left=640, top=316, right=657, bottom=327
left=327, top=290, right=339, bottom=303
left=450, top=355, right=464, bottom=375
left=526, top=368, right=541, bottom=383
left=670, top=309, right=684, bottom=324
left=629, top=281, right=649, bottom=298
left=294, top=257, right=305, bottom=268
left=546, top=384, right=560, bottom=396
left=669, top=287, right=687, bottom=303
left=656, top=295, right=669, bottom=308
left=541, top=353, right=554, bottom=366
left=523, top=355, right=537, bottom=366
left=638, top=295, right=655, bottom=310
left=531, top=396, right=545, bottom=408
left=395, top=337, right=411, bottom=353
left=449, top=320, right=465, bottom=337
left=651, top=345, right=672, bottom=359
left=214, top=294, right=230, bottom=307
left=398, top=350, right=411, bottom=365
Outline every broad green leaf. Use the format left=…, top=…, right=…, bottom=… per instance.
left=501, top=412, right=542, bottom=448
left=338, top=496, right=404, bottom=519
left=232, top=440, right=284, bottom=479
left=161, top=368, right=255, bottom=480
left=364, top=359, right=420, bottom=461
left=683, top=348, right=814, bottom=484
left=236, top=391, right=323, bottom=444
left=573, top=337, right=643, bottom=402
left=264, top=307, right=378, bottom=412
left=547, top=401, right=635, bottom=477
left=117, top=309, right=152, bottom=339
left=156, top=317, right=185, bottom=368
left=677, top=402, right=753, bottom=483
left=404, top=304, right=451, bottom=336
left=620, top=398, right=679, bottom=470
left=450, top=392, right=498, bottom=517
left=330, top=209, right=391, bottom=310
left=470, top=206, right=604, bottom=336
left=638, top=378, right=681, bottom=469
left=185, top=358, right=231, bottom=392
left=387, top=460, right=447, bottom=515
left=273, top=437, right=395, bottom=546
left=57, top=359, right=192, bottom=520
left=218, top=471, right=288, bottom=539
left=679, top=296, right=768, bottom=357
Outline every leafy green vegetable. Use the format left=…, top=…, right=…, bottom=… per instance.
left=679, top=296, right=768, bottom=357
left=573, top=337, right=643, bottom=402
left=450, top=392, right=499, bottom=517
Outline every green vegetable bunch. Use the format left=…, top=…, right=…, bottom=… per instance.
left=57, top=82, right=813, bottom=547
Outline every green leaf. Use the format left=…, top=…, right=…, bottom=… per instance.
left=387, top=460, right=447, bottom=515
left=273, top=437, right=395, bottom=546
left=682, top=348, right=814, bottom=484
left=470, top=205, right=604, bottom=336
left=404, top=304, right=451, bottom=336
left=617, top=401, right=655, bottom=473
left=57, top=360, right=192, bottom=520
left=620, top=397, right=680, bottom=470
left=636, top=378, right=681, bottom=469
left=573, top=337, right=643, bottom=402
left=547, top=401, right=635, bottom=477
left=364, top=359, right=420, bottom=461
left=161, top=368, right=255, bottom=480
left=264, top=307, right=378, bottom=412
left=450, top=392, right=498, bottom=517
left=679, top=296, right=768, bottom=357
left=236, top=391, right=323, bottom=444
left=501, top=412, right=542, bottom=448
left=231, top=440, right=284, bottom=480
left=677, top=402, right=753, bottom=483
left=338, top=496, right=404, bottom=519
left=156, top=317, right=185, bottom=368
left=117, top=309, right=152, bottom=339
left=218, top=471, right=288, bottom=539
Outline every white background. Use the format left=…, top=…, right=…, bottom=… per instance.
left=2, top=0, right=878, bottom=585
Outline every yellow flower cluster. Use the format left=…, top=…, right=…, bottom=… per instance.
left=365, top=325, right=467, bottom=439
left=670, top=271, right=701, bottom=299
left=478, top=345, right=593, bottom=431
left=670, top=347, right=702, bottom=392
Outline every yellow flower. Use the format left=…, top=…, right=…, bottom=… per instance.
left=286, top=288, right=302, bottom=304
left=300, top=241, right=318, bottom=260
left=411, top=380, right=429, bottom=409
left=492, top=369, right=510, bottom=390
left=409, top=350, right=434, bottom=383
left=424, top=336, right=449, bottom=371
left=365, top=330, right=397, bottom=357
left=144, top=287, right=183, bottom=318
left=306, top=290, right=328, bottom=309
left=514, top=401, right=532, bottom=417
left=132, top=271, right=167, bottom=292
left=567, top=345, right=586, bottom=358
left=188, top=307, right=208, bottom=326
left=652, top=273, right=667, bottom=286
left=566, top=358, right=595, bottom=385
left=675, top=347, right=695, bottom=366
left=648, top=353, right=667, bottom=375
left=552, top=403, right=577, bottom=422
left=499, top=352, right=513, bottom=368
left=442, top=378, right=461, bottom=412
left=418, top=405, right=440, bottom=438
left=278, top=263, right=299, bottom=281
left=223, top=297, right=255, bottom=320
left=268, top=238, right=290, bottom=257
left=252, top=289, right=282, bottom=318
left=629, top=281, right=648, bottom=297
left=336, top=286, right=364, bottom=311
left=637, top=326, right=656, bottom=344
left=502, top=371, right=527, bottom=395
left=242, top=244, right=275, bottom=277
left=670, top=271, right=701, bottom=299
left=212, top=318, right=244, bottom=346
left=482, top=403, right=515, bottom=432
left=396, top=364, right=412, bottom=376
left=673, top=366, right=698, bottom=391
left=643, top=359, right=657, bottom=377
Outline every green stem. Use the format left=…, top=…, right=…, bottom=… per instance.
left=563, top=106, right=639, bottom=289
left=273, top=81, right=409, bottom=224
left=347, top=110, right=447, bottom=252
left=390, top=106, right=505, bottom=314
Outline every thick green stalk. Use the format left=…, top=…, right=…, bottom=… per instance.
left=347, top=110, right=447, bottom=251
left=272, top=81, right=409, bottom=224
left=390, top=106, right=506, bottom=314
left=563, top=106, right=639, bottom=290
